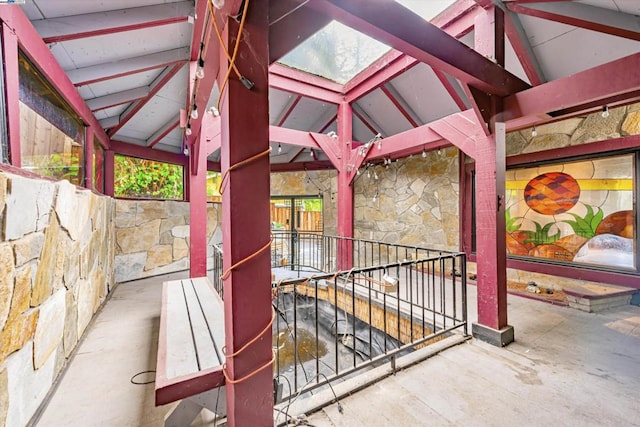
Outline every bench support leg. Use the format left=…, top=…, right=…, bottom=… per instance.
left=164, top=387, right=226, bottom=427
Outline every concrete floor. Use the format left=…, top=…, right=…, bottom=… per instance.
left=35, top=272, right=640, bottom=426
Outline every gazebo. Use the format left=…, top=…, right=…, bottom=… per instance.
left=0, top=0, right=639, bottom=425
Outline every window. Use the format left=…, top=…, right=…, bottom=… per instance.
left=114, top=155, right=183, bottom=200
left=505, top=154, right=634, bottom=270
left=92, top=138, right=104, bottom=193
left=19, top=53, right=84, bottom=184
left=206, top=172, right=221, bottom=202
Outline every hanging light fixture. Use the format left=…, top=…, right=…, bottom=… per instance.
left=278, top=143, right=282, bottom=154
left=601, top=105, right=610, bottom=118
left=531, top=126, right=537, bottom=137
left=422, top=148, right=427, bottom=158
left=190, top=104, right=199, bottom=120
left=185, top=124, right=192, bottom=136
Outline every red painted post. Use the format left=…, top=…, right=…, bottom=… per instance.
left=473, top=123, right=512, bottom=345
left=2, top=23, right=20, bottom=167
left=104, top=150, right=115, bottom=197
left=336, top=101, right=354, bottom=269
left=189, top=133, right=208, bottom=278
left=219, top=2, right=273, bottom=424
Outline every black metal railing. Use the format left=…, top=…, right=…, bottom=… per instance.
left=210, top=235, right=467, bottom=404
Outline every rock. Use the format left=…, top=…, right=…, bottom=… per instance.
left=114, top=212, right=137, bottom=228
left=166, top=200, right=189, bottom=217
left=523, top=134, right=571, bottom=153
left=4, top=175, right=54, bottom=240
left=596, top=210, right=633, bottom=238
left=76, top=279, right=97, bottom=337
left=173, top=238, right=189, bottom=260
left=33, top=289, right=65, bottom=369
left=0, top=309, right=38, bottom=363
left=12, top=232, right=45, bottom=267
left=32, top=215, right=64, bottom=307
left=55, top=180, right=91, bottom=241
left=171, top=224, right=190, bottom=238
left=64, top=241, right=80, bottom=288
left=136, top=200, right=169, bottom=224
left=621, top=109, right=640, bottom=136
left=63, top=290, right=78, bottom=358
left=115, top=218, right=160, bottom=253
left=570, top=108, right=624, bottom=145
left=144, top=245, right=173, bottom=270
left=159, top=215, right=185, bottom=235
left=114, top=252, right=147, bottom=283
left=115, top=199, right=137, bottom=213
left=409, top=178, right=426, bottom=197
left=5, top=341, right=56, bottom=427
left=0, top=173, right=7, bottom=219
left=0, top=243, right=15, bottom=330
left=0, top=367, right=8, bottom=427
left=142, top=257, right=189, bottom=278
left=9, top=263, right=33, bottom=322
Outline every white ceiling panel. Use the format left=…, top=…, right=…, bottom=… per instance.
left=356, top=90, right=413, bottom=137
left=29, top=0, right=187, bottom=19
left=391, top=63, right=461, bottom=124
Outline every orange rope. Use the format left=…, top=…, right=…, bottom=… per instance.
left=218, top=147, right=272, bottom=195
left=221, top=307, right=276, bottom=384
left=208, top=0, right=241, bottom=79
left=213, top=0, right=251, bottom=112
left=219, top=237, right=273, bottom=281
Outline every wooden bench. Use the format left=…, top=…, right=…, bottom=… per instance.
left=155, top=277, right=226, bottom=426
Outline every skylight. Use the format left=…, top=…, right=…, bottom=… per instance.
left=277, top=0, right=457, bottom=85
left=278, top=20, right=390, bottom=85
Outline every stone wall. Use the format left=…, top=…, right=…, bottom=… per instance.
left=0, top=171, right=115, bottom=426
left=114, top=200, right=222, bottom=283
left=270, top=170, right=338, bottom=236
left=354, top=148, right=460, bottom=251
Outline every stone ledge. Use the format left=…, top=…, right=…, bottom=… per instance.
left=563, top=283, right=637, bottom=312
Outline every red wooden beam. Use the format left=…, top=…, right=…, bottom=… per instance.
left=269, top=0, right=332, bottom=63
left=316, top=0, right=529, bottom=96
left=433, top=69, right=470, bottom=111
left=346, top=53, right=419, bottom=103
left=504, top=11, right=544, bottom=86
left=269, top=64, right=343, bottom=103
left=336, top=101, right=353, bottom=268
left=108, top=63, right=184, bottom=136
left=380, top=84, right=419, bottom=127
left=276, top=95, right=301, bottom=126
left=503, top=52, right=640, bottom=121
left=147, top=119, right=180, bottom=148
left=429, top=110, right=482, bottom=158
left=110, top=140, right=187, bottom=166
left=218, top=1, right=273, bottom=423
left=310, top=133, right=341, bottom=168
left=269, top=125, right=319, bottom=149
left=36, top=2, right=193, bottom=44
left=506, top=2, right=640, bottom=41
left=0, top=6, right=111, bottom=148
left=190, top=0, right=209, bottom=60
left=188, top=125, right=208, bottom=277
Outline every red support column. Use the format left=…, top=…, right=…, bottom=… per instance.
left=219, top=2, right=273, bottom=425
left=104, top=149, right=115, bottom=197
left=336, top=101, right=354, bottom=269
left=189, top=133, right=208, bottom=278
left=472, top=122, right=513, bottom=346
left=85, top=126, right=94, bottom=190
left=2, top=22, right=20, bottom=167
left=471, top=6, right=513, bottom=347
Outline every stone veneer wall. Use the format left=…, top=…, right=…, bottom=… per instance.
left=270, top=170, right=338, bottom=236
left=354, top=148, right=460, bottom=250
left=0, top=171, right=115, bottom=426
left=114, top=200, right=222, bottom=283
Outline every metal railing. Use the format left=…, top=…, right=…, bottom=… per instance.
left=210, top=234, right=467, bottom=403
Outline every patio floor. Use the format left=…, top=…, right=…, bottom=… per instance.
left=34, top=271, right=640, bottom=426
